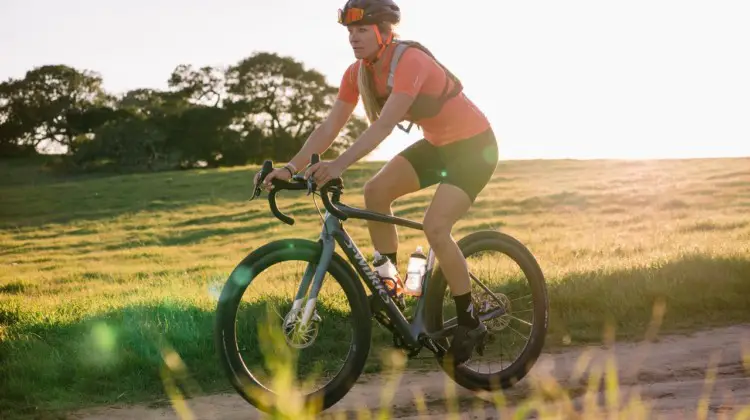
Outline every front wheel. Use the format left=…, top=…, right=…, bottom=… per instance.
left=214, top=239, right=372, bottom=415
left=425, top=230, right=549, bottom=391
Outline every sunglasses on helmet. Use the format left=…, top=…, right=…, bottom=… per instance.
left=338, top=7, right=366, bottom=25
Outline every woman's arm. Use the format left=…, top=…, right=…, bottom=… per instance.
left=287, top=99, right=357, bottom=171
left=334, top=92, right=415, bottom=169
left=303, top=92, right=417, bottom=185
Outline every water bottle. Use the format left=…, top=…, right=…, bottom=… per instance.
left=404, top=246, right=427, bottom=296
left=372, top=251, right=405, bottom=308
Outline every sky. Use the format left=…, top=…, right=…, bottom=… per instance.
left=2, top=0, right=749, bottom=161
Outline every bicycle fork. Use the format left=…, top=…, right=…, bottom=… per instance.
left=286, top=235, right=336, bottom=330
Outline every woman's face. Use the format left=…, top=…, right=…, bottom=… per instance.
left=348, top=25, right=381, bottom=60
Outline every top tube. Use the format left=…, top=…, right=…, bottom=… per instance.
left=253, top=157, right=424, bottom=230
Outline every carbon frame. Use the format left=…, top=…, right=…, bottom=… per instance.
left=288, top=193, right=509, bottom=357
left=290, top=201, right=462, bottom=354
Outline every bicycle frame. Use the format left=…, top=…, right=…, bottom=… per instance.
left=290, top=202, right=462, bottom=354
left=255, top=156, right=504, bottom=355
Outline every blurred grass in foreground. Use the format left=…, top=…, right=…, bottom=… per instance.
left=155, top=299, right=750, bottom=419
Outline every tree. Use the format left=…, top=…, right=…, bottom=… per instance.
left=225, top=52, right=338, bottom=157
left=165, top=105, right=240, bottom=168
left=0, top=65, right=108, bottom=155
left=74, top=114, right=170, bottom=171
left=324, top=114, right=369, bottom=159
left=3, top=51, right=367, bottom=170
left=69, top=88, right=187, bottom=170
left=168, top=64, right=225, bottom=107
left=118, top=88, right=189, bottom=118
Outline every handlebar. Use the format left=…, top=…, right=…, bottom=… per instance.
left=251, top=154, right=348, bottom=225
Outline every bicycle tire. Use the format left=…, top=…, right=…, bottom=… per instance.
left=424, top=230, right=549, bottom=391
left=214, top=238, right=372, bottom=414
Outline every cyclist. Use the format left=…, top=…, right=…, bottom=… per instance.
left=258, top=0, right=499, bottom=365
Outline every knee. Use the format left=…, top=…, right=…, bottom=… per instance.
left=423, top=218, right=451, bottom=247
left=364, top=178, right=393, bottom=208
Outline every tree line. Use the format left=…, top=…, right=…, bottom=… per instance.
left=0, top=53, right=367, bottom=172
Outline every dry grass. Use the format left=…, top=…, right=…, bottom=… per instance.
left=1, top=156, right=749, bottom=418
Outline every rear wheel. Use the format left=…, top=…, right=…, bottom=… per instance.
left=214, top=239, right=372, bottom=414
left=425, top=230, right=549, bottom=391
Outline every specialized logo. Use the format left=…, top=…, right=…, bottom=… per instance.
left=344, top=238, right=391, bottom=303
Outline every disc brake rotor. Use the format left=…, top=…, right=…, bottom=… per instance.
left=478, top=292, right=511, bottom=331
left=282, top=309, right=322, bottom=349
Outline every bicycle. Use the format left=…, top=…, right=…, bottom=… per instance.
left=214, top=154, right=549, bottom=414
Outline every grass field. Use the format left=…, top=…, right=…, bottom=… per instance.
left=1, top=156, right=750, bottom=418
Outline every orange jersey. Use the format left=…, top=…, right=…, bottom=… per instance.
left=337, top=44, right=491, bottom=146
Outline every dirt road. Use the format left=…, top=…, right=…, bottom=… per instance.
left=71, top=324, right=750, bottom=419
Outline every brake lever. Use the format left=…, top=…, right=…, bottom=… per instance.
left=306, top=177, right=315, bottom=196
left=306, top=153, right=321, bottom=196
left=249, top=177, right=262, bottom=201
left=249, top=188, right=261, bottom=201
left=250, top=160, right=274, bottom=201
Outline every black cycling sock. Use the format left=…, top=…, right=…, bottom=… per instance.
left=453, top=292, right=479, bottom=328
left=383, top=252, right=398, bottom=267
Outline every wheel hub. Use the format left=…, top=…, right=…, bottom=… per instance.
left=282, top=309, right=321, bottom=349
left=478, top=292, right=511, bottom=330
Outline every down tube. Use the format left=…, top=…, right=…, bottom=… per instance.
left=332, top=229, right=420, bottom=348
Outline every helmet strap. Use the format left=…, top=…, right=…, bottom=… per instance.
left=365, top=24, right=394, bottom=67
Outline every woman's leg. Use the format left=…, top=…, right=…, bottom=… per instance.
left=423, top=183, right=487, bottom=364
left=363, top=155, right=422, bottom=261
left=424, top=129, right=499, bottom=364
left=424, top=129, right=498, bottom=298
left=422, top=184, right=473, bottom=296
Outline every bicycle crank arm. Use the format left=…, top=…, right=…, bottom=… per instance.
left=421, top=337, right=447, bottom=357
left=427, top=307, right=506, bottom=341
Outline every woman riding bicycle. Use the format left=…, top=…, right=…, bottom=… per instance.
left=258, top=0, right=499, bottom=365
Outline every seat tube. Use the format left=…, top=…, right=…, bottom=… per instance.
left=410, top=247, right=438, bottom=337
left=421, top=248, right=437, bottom=294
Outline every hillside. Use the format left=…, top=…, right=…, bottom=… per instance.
left=1, top=157, right=749, bottom=417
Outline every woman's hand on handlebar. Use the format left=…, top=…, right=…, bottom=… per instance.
left=304, top=159, right=344, bottom=187
left=254, top=167, right=293, bottom=192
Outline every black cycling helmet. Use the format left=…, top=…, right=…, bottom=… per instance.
left=338, top=0, right=401, bottom=26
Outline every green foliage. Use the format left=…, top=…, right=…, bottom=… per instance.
left=0, top=53, right=368, bottom=172
left=0, top=65, right=108, bottom=155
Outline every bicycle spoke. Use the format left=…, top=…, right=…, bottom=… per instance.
left=434, top=243, right=545, bottom=384
left=469, top=272, right=506, bottom=307
left=507, top=314, right=533, bottom=327
left=510, top=293, right=532, bottom=303
left=511, top=308, right=533, bottom=314
left=507, top=324, right=529, bottom=341
left=231, top=258, right=357, bottom=396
